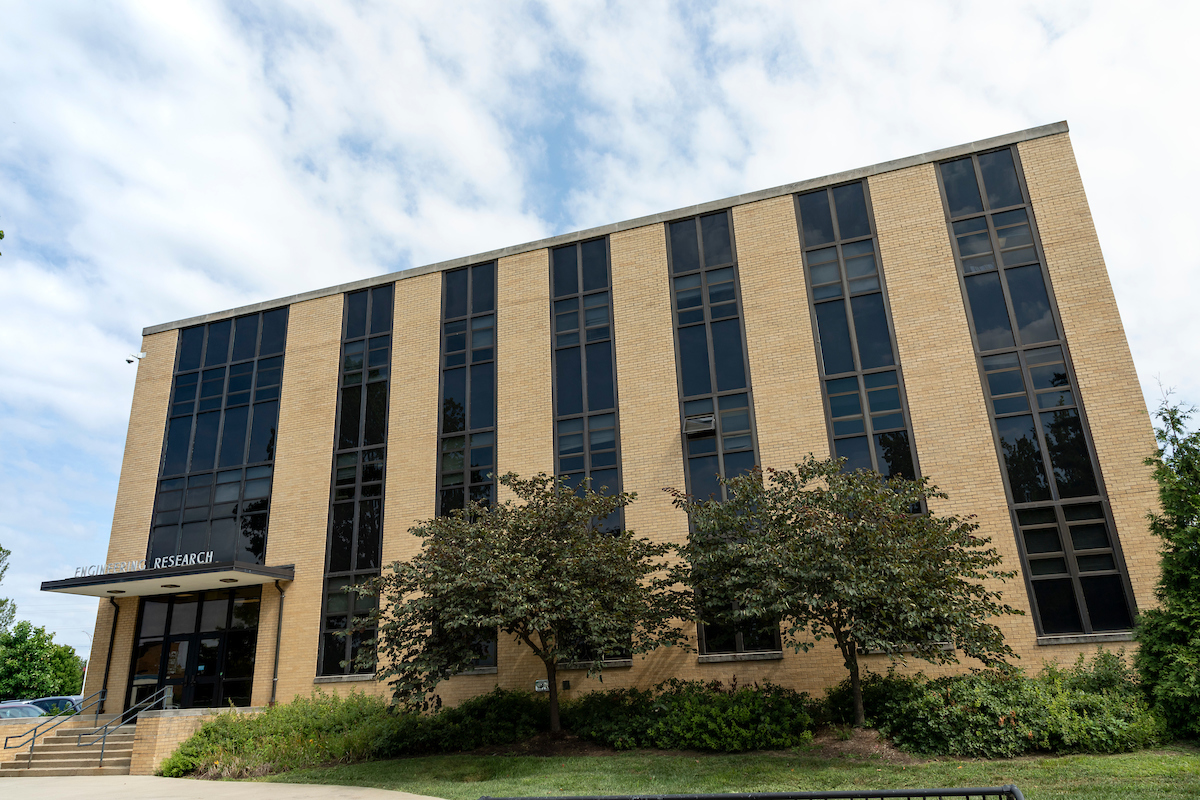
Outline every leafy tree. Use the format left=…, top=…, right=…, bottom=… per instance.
left=673, top=457, right=1022, bottom=727
left=368, top=472, right=691, bottom=732
left=0, top=544, right=15, bottom=633
left=0, top=621, right=84, bottom=699
left=1135, top=398, right=1200, bottom=737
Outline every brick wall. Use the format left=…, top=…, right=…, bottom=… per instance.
left=129, top=707, right=262, bottom=775
left=734, top=194, right=829, bottom=466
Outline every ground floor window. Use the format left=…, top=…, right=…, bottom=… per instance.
left=127, top=586, right=261, bottom=709
left=698, top=601, right=780, bottom=655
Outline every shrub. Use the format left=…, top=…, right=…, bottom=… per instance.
left=159, top=688, right=549, bottom=778
left=824, top=651, right=1167, bottom=758
left=158, top=692, right=402, bottom=778
left=562, top=678, right=815, bottom=752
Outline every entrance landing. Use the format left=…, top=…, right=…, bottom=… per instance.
left=0, top=775, right=444, bottom=798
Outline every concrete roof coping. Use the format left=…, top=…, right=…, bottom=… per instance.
left=143, top=120, right=1068, bottom=337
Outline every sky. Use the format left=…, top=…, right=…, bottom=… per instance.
left=1, top=0, right=1198, bottom=661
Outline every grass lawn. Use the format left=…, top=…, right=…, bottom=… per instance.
left=263, top=743, right=1200, bottom=800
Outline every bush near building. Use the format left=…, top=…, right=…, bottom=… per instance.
left=826, top=650, right=1166, bottom=757
left=1135, top=399, right=1200, bottom=739
left=161, top=651, right=1168, bottom=778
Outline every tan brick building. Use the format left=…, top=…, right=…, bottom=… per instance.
left=45, top=121, right=1159, bottom=724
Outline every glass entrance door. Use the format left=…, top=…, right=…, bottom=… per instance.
left=162, top=636, right=191, bottom=709
left=127, top=586, right=262, bottom=710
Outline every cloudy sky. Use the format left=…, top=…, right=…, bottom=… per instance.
left=1, top=1, right=1197, bottom=659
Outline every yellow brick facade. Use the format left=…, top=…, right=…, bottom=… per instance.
left=74, top=125, right=1160, bottom=730
left=734, top=195, right=829, bottom=466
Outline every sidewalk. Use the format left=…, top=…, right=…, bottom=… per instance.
left=0, top=775, right=445, bottom=799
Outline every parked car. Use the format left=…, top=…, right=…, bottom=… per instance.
left=27, top=696, right=80, bottom=714
left=0, top=703, right=45, bottom=719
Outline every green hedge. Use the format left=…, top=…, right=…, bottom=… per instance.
left=824, top=651, right=1167, bottom=757
left=160, top=652, right=1166, bottom=777
left=158, top=688, right=548, bottom=778
left=562, top=678, right=816, bottom=752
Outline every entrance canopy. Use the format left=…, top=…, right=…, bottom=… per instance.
left=41, top=561, right=294, bottom=598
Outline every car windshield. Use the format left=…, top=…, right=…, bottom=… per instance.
left=31, top=698, right=74, bottom=713
left=0, top=706, right=43, bottom=718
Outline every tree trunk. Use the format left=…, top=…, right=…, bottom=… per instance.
left=848, top=646, right=865, bottom=728
left=546, top=660, right=560, bottom=732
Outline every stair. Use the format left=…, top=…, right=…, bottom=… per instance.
left=0, top=716, right=136, bottom=777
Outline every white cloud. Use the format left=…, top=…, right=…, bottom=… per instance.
left=0, top=0, right=1197, bottom=658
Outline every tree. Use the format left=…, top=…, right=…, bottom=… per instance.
left=0, top=621, right=84, bottom=699
left=1135, top=398, right=1200, bottom=737
left=0, top=543, right=15, bottom=633
left=673, top=457, right=1021, bottom=727
left=368, top=472, right=691, bottom=732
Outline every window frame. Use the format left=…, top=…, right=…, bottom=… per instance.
left=664, top=209, right=760, bottom=503
left=935, top=146, right=1137, bottom=636
left=318, top=285, right=393, bottom=676
left=550, top=237, right=625, bottom=522
left=149, top=310, right=289, bottom=566
left=793, top=180, right=922, bottom=480
left=436, top=262, right=498, bottom=516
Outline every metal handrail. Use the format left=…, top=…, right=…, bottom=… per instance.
left=3, top=690, right=106, bottom=767
left=480, top=790, right=1027, bottom=800
left=76, top=686, right=170, bottom=767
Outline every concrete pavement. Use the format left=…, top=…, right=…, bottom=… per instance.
left=0, top=775, right=446, bottom=799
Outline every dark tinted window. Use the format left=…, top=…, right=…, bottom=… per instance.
left=832, top=182, right=871, bottom=239
left=204, top=320, right=231, bottom=367
left=669, top=219, right=700, bottom=273
left=1005, top=265, right=1056, bottom=344
left=679, top=326, right=712, bottom=397
left=815, top=303, right=854, bottom=375
left=553, top=246, right=578, bottom=297
left=700, top=212, right=733, bottom=266
left=964, top=272, right=1015, bottom=350
left=797, top=190, right=835, bottom=246
left=978, top=149, right=1024, bottom=210
left=850, top=293, right=894, bottom=369
left=445, top=268, right=468, bottom=318
left=178, top=326, right=204, bottom=371
left=940, top=158, right=984, bottom=217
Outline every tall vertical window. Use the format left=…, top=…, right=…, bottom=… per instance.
left=667, top=210, right=774, bottom=656
left=151, top=309, right=289, bottom=567
left=319, top=285, right=393, bottom=676
left=437, top=262, right=497, bottom=516
left=938, top=147, right=1135, bottom=636
left=795, top=181, right=918, bottom=479
left=551, top=238, right=622, bottom=530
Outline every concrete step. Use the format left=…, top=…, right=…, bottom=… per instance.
left=0, top=765, right=130, bottom=777
left=48, top=727, right=135, bottom=737
left=32, top=741, right=135, bottom=754
left=47, top=729, right=135, bottom=741
left=1, top=755, right=131, bottom=769
left=27, top=748, right=132, bottom=762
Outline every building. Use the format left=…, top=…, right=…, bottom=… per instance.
left=43, top=121, right=1160, bottom=740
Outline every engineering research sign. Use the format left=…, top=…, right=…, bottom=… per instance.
left=73, top=551, right=216, bottom=578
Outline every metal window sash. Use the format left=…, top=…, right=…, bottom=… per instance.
left=936, top=147, right=1137, bottom=635
left=795, top=181, right=921, bottom=480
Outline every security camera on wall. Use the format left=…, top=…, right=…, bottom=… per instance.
left=126, top=352, right=146, bottom=364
